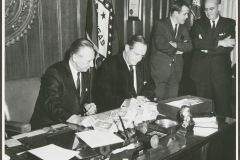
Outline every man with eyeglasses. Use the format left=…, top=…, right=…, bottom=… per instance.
left=150, top=0, right=192, bottom=101
left=96, top=35, right=155, bottom=112
left=190, top=0, right=235, bottom=118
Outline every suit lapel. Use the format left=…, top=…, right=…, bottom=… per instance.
left=136, top=63, right=143, bottom=94
left=166, top=17, right=175, bottom=38
left=213, top=16, right=223, bottom=38
left=64, top=61, right=80, bottom=98
left=118, top=54, right=137, bottom=97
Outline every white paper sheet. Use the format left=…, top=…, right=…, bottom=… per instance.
left=194, top=127, right=218, bottom=137
left=28, top=144, right=78, bottom=160
left=76, top=130, right=124, bottom=148
left=166, top=98, right=203, bottom=108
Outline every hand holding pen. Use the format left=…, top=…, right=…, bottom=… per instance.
left=84, top=103, right=97, bottom=115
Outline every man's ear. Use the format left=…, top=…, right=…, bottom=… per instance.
left=217, top=4, right=221, bottom=12
left=125, top=44, right=130, bottom=52
left=72, top=54, right=76, bottom=62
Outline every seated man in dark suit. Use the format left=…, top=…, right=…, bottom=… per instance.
left=30, top=39, right=97, bottom=129
left=97, top=35, right=155, bottom=112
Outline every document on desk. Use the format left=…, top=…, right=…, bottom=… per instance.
left=194, top=127, right=218, bottom=137
left=28, top=144, right=78, bottom=160
left=12, top=129, right=45, bottom=139
left=76, top=130, right=124, bottom=148
left=166, top=98, right=203, bottom=108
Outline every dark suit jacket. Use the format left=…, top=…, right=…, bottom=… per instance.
left=190, top=16, right=235, bottom=82
left=150, top=17, right=192, bottom=82
left=96, top=53, right=155, bottom=112
left=30, top=60, right=92, bottom=129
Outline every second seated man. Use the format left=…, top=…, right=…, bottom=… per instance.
left=96, top=35, right=155, bottom=112
left=150, top=0, right=192, bottom=101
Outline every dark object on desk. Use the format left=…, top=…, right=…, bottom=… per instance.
left=158, top=95, right=213, bottom=120
left=46, top=126, right=76, bottom=149
left=75, top=148, right=102, bottom=159
left=109, top=142, right=144, bottom=160
left=177, top=106, right=195, bottom=136
left=148, top=119, right=179, bottom=134
left=5, top=121, right=31, bottom=137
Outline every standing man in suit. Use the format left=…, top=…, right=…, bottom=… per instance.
left=150, top=0, right=192, bottom=101
left=97, top=35, right=155, bottom=112
left=190, top=0, right=235, bottom=117
left=30, top=39, right=97, bottom=129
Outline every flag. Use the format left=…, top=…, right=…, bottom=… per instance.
left=190, top=0, right=202, bottom=26
left=86, top=0, right=117, bottom=68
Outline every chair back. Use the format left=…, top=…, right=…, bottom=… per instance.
left=5, top=77, right=40, bottom=123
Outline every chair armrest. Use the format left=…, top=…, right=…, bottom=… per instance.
left=5, top=121, right=31, bottom=134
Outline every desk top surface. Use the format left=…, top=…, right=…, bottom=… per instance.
left=5, top=109, right=236, bottom=160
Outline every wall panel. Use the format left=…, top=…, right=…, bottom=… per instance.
left=5, top=0, right=168, bottom=80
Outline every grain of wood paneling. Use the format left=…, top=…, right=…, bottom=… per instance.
left=27, top=12, right=42, bottom=78
left=79, top=0, right=88, bottom=39
left=60, top=0, right=78, bottom=59
left=41, top=0, right=60, bottom=69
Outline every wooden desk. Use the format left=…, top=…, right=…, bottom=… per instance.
left=5, top=114, right=236, bottom=160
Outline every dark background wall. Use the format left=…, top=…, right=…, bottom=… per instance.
left=5, top=0, right=172, bottom=81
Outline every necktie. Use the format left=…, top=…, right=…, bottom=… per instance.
left=211, top=21, right=216, bottom=36
left=174, top=24, right=178, bottom=37
left=129, top=65, right=134, bottom=85
left=77, top=72, right=81, bottom=96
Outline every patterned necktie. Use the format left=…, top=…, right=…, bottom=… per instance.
left=174, top=24, right=178, bottom=37
left=77, top=72, right=80, bottom=96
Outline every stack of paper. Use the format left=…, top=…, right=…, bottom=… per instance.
left=193, top=117, right=218, bottom=129
left=76, top=130, right=124, bottom=148
left=194, top=127, right=218, bottom=137
left=28, top=144, right=78, bottom=160
left=193, top=117, right=218, bottom=137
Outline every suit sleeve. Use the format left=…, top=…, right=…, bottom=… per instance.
left=41, top=69, right=72, bottom=122
left=208, top=20, right=235, bottom=54
left=192, top=20, right=235, bottom=54
left=176, top=26, right=193, bottom=52
left=139, top=59, right=156, bottom=100
left=152, top=21, right=177, bottom=55
left=98, top=61, right=125, bottom=110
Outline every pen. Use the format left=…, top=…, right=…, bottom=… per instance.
left=118, top=115, right=129, bottom=140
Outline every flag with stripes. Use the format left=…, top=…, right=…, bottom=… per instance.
left=86, top=0, right=116, bottom=68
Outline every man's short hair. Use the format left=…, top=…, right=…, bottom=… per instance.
left=126, top=35, right=147, bottom=49
left=204, top=0, right=221, bottom=5
left=170, top=0, right=190, bottom=15
left=64, top=38, right=94, bottom=60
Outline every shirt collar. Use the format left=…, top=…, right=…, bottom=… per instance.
left=210, top=15, right=220, bottom=26
left=170, top=16, right=178, bottom=30
left=69, top=60, right=79, bottom=87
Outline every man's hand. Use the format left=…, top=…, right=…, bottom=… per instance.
left=218, top=36, right=235, bottom=47
left=169, top=41, right=177, bottom=48
left=66, top=114, right=82, bottom=124
left=84, top=103, right=97, bottom=115
left=175, top=50, right=183, bottom=54
left=136, top=96, right=150, bottom=106
left=122, top=98, right=140, bottom=107
left=201, top=50, right=208, bottom=53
